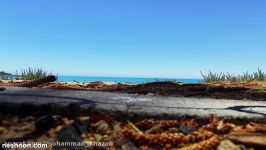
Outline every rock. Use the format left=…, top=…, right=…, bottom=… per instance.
left=81, top=133, right=87, bottom=138
left=55, top=125, right=64, bottom=133
left=62, top=117, right=73, bottom=126
left=217, top=140, right=246, bottom=150
left=169, top=127, right=179, bottom=133
left=47, top=128, right=57, bottom=138
left=121, top=141, right=138, bottom=150
left=35, top=115, right=56, bottom=132
left=0, top=126, right=8, bottom=134
left=93, top=134, right=102, bottom=142
left=54, top=125, right=87, bottom=150
left=79, top=116, right=90, bottom=121
left=112, top=123, right=124, bottom=146
left=146, top=93, right=155, bottom=96
left=101, top=134, right=110, bottom=141
left=24, top=116, right=35, bottom=122
left=73, top=119, right=91, bottom=134
left=145, top=125, right=162, bottom=134
left=54, top=119, right=91, bottom=150
left=113, top=123, right=122, bottom=135
left=179, top=124, right=197, bottom=134
left=87, top=137, right=95, bottom=141
left=94, top=120, right=109, bottom=134
left=106, top=129, right=113, bottom=135
left=226, top=132, right=266, bottom=148
left=0, top=87, right=6, bottom=91
left=15, top=124, right=33, bottom=132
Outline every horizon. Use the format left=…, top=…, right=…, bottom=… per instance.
left=59, top=75, right=202, bottom=79
left=1, top=0, right=266, bottom=78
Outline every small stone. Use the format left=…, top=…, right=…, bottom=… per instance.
left=79, top=116, right=90, bottom=121
left=94, top=120, right=109, bottom=134
left=81, top=133, right=87, bottom=138
left=101, top=135, right=110, bottom=141
left=24, top=116, right=35, bottom=122
left=15, top=124, right=32, bottom=132
left=113, top=123, right=122, bottom=135
left=0, top=87, right=6, bottom=91
left=93, top=134, right=102, bottom=142
left=146, top=93, right=155, bottom=96
left=62, top=117, right=71, bottom=125
left=55, top=125, right=64, bottom=133
left=73, top=119, right=91, bottom=134
left=169, top=127, right=179, bottom=133
left=0, top=126, right=8, bottom=134
left=217, top=140, right=246, bottom=150
left=87, top=137, right=95, bottom=141
left=47, top=129, right=57, bottom=138
left=11, top=116, right=19, bottom=124
left=226, top=132, right=266, bottom=148
left=179, top=124, right=196, bottom=134
left=106, top=129, right=113, bottom=135
left=121, top=141, right=138, bottom=150
left=35, top=115, right=56, bottom=132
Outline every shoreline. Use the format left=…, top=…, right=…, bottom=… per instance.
left=1, top=79, right=266, bottom=101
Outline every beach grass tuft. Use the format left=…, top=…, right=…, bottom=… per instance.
left=20, top=67, right=52, bottom=80
left=201, top=68, right=266, bottom=83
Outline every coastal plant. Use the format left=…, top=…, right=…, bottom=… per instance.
left=201, top=68, right=266, bottom=83
left=19, top=67, right=52, bottom=80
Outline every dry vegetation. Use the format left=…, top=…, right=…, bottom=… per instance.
left=1, top=114, right=266, bottom=150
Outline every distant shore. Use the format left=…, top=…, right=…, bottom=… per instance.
left=57, top=76, right=201, bottom=84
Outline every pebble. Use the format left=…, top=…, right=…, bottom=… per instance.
left=226, top=132, right=266, bottom=148
left=35, top=115, right=56, bottom=131
left=179, top=124, right=196, bottom=134
left=81, top=133, right=87, bottom=138
left=0, top=87, right=6, bottom=91
left=15, top=124, right=32, bottom=132
left=169, top=127, right=179, bottom=133
left=24, top=116, right=35, bottom=122
left=47, top=129, right=57, bottom=138
left=217, top=140, right=246, bottom=150
left=62, top=117, right=71, bottom=125
left=146, top=93, right=155, bottom=96
left=55, top=125, right=64, bottom=133
left=87, top=137, right=95, bottom=141
left=94, top=120, right=109, bottom=134
left=101, top=135, right=110, bottom=141
left=0, top=126, right=8, bottom=134
left=79, top=116, right=90, bottom=121
left=121, top=141, right=138, bottom=150
left=93, top=134, right=102, bottom=142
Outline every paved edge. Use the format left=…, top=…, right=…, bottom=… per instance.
left=0, top=87, right=266, bottom=121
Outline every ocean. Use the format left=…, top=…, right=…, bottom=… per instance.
left=58, top=76, right=201, bottom=84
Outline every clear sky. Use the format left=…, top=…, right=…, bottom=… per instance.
left=0, top=0, right=265, bottom=78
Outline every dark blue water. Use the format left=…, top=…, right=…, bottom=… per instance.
left=58, top=76, right=201, bottom=83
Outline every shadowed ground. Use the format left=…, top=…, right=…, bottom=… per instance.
left=0, top=87, right=266, bottom=120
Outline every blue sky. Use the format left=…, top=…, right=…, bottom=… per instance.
left=0, top=0, right=265, bottom=78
